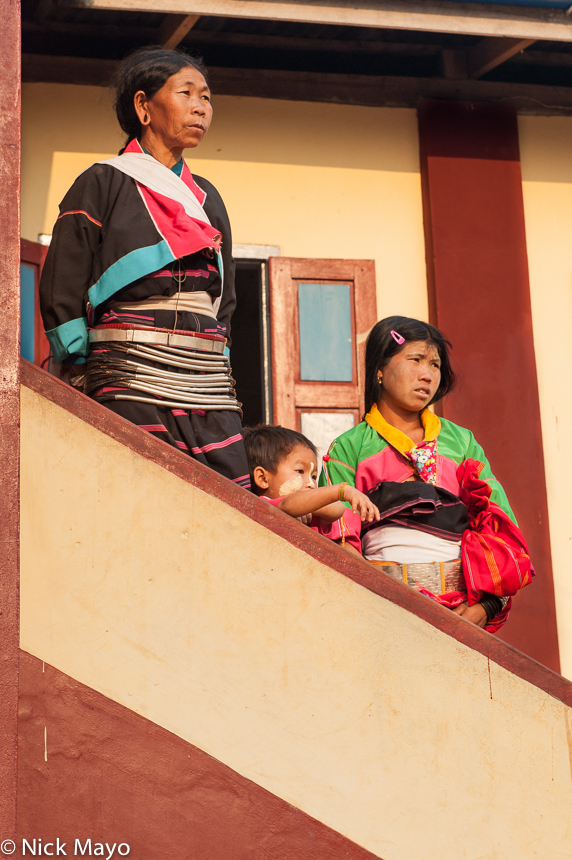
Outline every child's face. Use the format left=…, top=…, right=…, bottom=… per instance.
left=255, top=443, right=318, bottom=499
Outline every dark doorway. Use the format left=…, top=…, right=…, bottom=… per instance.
left=230, top=259, right=272, bottom=427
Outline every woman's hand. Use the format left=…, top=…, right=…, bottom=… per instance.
left=452, top=602, right=488, bottom=628
left=341, top=485, right=381, bottom=523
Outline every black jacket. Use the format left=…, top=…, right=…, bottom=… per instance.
left=40, top=162, right=236, bottom=363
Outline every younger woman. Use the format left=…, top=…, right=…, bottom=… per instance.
left=319, top=316, right=534, bottom=631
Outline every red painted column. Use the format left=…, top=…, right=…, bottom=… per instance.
left=418, top=100, right=559, bottom=672
left=0, top=0, right=21, bottom=843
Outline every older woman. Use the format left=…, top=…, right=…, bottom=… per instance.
left=320, top=316, right=534, bottom=631
left=40, top=47, right=250, bottom=487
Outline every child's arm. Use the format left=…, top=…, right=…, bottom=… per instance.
left=276, top=483, right=380, bottom=524
left=275, top=485, right=339, bottom=520
left=310, top=500, right=346, bottom=523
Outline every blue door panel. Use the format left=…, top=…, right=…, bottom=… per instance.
left=20, top=263, right=36, bottom=363
left=298, top=283, right=353, bottom=382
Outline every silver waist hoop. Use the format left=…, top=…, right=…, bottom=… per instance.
left=368, top=559, right=465, bottom=595
left=84, top=334, right=241, bottom=413
left=89, top=326, right=226, bottom=353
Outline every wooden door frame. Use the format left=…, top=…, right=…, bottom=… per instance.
left=21, top=238, right=50, bottom=367
left=268, top=257, right=377, bottom=428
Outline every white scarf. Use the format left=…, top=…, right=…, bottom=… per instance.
left=98, top=152, right=210, bottom=223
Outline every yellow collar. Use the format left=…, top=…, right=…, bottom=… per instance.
left=365, top=403, right=440, bottom=457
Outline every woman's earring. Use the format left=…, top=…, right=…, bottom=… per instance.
left=143, top=112, right=149, bottom=124
left=378, top=376, right=382, bottom=385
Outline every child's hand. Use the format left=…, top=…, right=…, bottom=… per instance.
left=341, top=485, right=380, bottom=523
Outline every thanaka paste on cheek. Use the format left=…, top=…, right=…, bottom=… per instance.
left=279, top=475, right=304, bottom=496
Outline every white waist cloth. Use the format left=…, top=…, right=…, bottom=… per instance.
left=109, top=291, right=215, bottom=317
left=362, top=525, right=462, bottom=564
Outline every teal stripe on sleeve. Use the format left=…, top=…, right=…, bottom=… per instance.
left=45, top=316, right=89, bottom=363
left=88, top=240, right=175, bottom=311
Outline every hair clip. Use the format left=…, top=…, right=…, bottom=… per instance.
left=390, top=330, right=405, bottom=345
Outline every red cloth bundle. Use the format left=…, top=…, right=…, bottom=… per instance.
left=423, top=459, right=534, bottom=632
left=456, top=459, right=535, bottom=632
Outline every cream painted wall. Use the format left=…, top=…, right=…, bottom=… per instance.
left=519, top=116, right=572, bottom=680
left=21, top=82, right=428, bottom=321
left=20, top=383, right=572, bottom=860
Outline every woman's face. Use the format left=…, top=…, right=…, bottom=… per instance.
left=377, top=340, right=441, bottom=413
left=135, top=66, right=213, bottom=151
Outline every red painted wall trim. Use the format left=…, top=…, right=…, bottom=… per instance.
left=418, top=100, right=560, bottom=672
left=21, top=358, right=572, bottom=707
left=17, top=652, right=383, bottom=860
left=0, top=0, right=21, bottom=843
left=20, top=239, right=47, bottom=267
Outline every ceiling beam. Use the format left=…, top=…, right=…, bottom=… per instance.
left=467, top=36, right=536, bottom=78
left=505, top=48, right=572, bottom=68
left=21, top=53, right=572, bottom=116
left=23, top=55, right=119, bottom=86
left=187, top=30, right=441, bottom=56
left=23, top=18, right=157, bottom=38
left=22, top=19, right=443, bottom=56
left=442, top=49, right=468, bottom=79
left=158, top=13, right=200, bottom=49
left=60, top=0, right=572, bottom=43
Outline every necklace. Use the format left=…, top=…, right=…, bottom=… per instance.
left=170, top=258, right=187, bottom=332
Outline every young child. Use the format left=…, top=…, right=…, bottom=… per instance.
left=243, top=425, right=379, bottom=526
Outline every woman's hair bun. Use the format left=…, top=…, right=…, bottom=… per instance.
left=113, top=46, right=209, bottom=148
